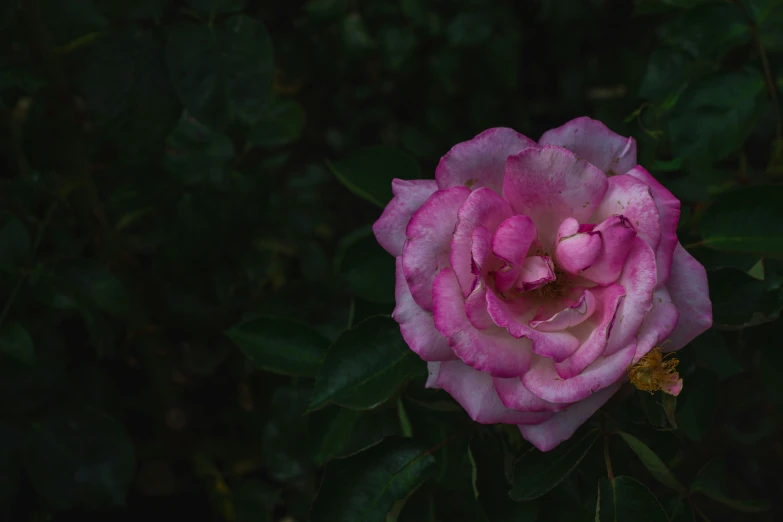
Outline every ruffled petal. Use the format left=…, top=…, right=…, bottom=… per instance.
left=436, top=128, right=538, bottom=193
left=523, top=341, right=636, bottom=404
left=437, top=360, right=554, bottom=424
left=518, top=256, right=556, bottom=291
left=580, top=215, right=637, bottom=286
left=503, top=145, right=609, bottom=246
left=530, top=289, right=597, bottom=332
left=450, top=188, right=513, bottom=296
left=402, top=187, right=470, bottom=310
left=493, top=377, right=567, bottom=413
left=492, top=214, right=537, bottom=265
left=633, top=287, right=679, bottom=363
left=592, top=173, right=662, bottom=260
left=554, top=217, right=602, bottom=274
left=426, top=362, right=441, bottom=388
left=373, top=179, right=439, bottom=257
left=553, top=284, right=626, bottom=379
left=465, top=279, right=494, bottom=330
left=486, top=291, right=581, bottom=363
left=518, top=383, right=622, bottom=452
left=538, top=116, right=637, bottom=176
left=627, top=166, right=681, bottom=287
left=393, top=257, right=458, bottom=361
left=664, top=244, right=712, bottom=350
left=433, top=268, right=533, bottom=378
left=605, top=237, right=657, bottom=354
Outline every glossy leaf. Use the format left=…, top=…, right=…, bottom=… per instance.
left=510, top=429, right=599, bottom=501
left=310, top=437, right=435, bottom=522
left=690, top=459, right=772, bottom=512
left=227, top=315, right=331, bottom=377
left=596, top=476, right=668, bottom=522
left=166, top=16, right=273, bottom=128
left=700, top=185, right=783, bottom=254
left=338, top=226, right=395, bottom=304
left=617, top=432, right=685, bottom=492
left=309, top=316, right=422, bottom=411
left=328, top=146, right=421, bottom=208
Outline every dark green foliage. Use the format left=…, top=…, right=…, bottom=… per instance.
left=0, top=0, right=781, bottom=520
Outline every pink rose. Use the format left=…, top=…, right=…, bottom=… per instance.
left=373, top=117, right=712, bottom=451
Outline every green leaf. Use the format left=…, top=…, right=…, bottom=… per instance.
left=70, top=28, right=180, bottom=164
left=185, top=0, right=246, bottom=14
left=166, top=16, right=274, bottom=129
left=227, top=315, right=330, bottom=377
left=596, top=476, right=668, bottom=522
left=690, top=459, right=771, bottom=512
left=679, top=329, right=742, bottom=380
left=164, top=112, right=235, bottom=185
left=707, top=267, right=782, bottom=329
left=233, top=479, right=278, bottom=522
left=95, top=0, right=172, bottom=20
left=617, top=432, right=685, bottom=492
left=700, top=185, right=783, bottom=254
left=309, top=316, right=423, bottom=411
left=338, top=226, right=396, bottom=304
left=307, top=406, right=361, bottom=465
left=247, top=99, right=306, bottom=148
left=659, top=3, right=750, bottom=60
left=328, top=146, right=421, bottom=208
left=668, top=69, right=766, bottom=164
left=0, top=211, right=30, bottom=274
left=509, top=429, right=599, bottom=501
left=39, top=0, right=108, bottom=46
left=471, top=428, right=538, bottom=522
left=24, top=408, right=136, bottom=509
left=310, top=437, right=436, bottom=522
left=0, top=321, right=35, bottom=366
left=676, top=369, right=717, bottom=441
left=638, top=47, right=690, bottom=102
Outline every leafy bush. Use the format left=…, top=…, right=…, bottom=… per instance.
left=0, top=0, right=781, bottom=520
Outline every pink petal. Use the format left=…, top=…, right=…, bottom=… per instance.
left=493, top=377, right=567, bottom=412
left=373, top=179, right=439, bottom=257
left=538, top=116, right=637, bottom=176
left=661, top=375, right=683, bottom=396
left=627, top=166, right=681, bottom=287
left=592, top=173, right=662, bottom=263
left=437, top=360, right=553, bottom=425
left=531, top=289, right=597, bottom=332
left=633, top=287, right=679, bottom=364
left=518, top=382, right=622, bottom=452
left=523, top=341, right=636, bottom=404
left=485, top=291, right=581, bottom=363
left=605, top=237, right=657, bottom=354
left=433, top=268, right=533, bottom=378
left=664, top=244, right=712, bottom=351
left=503, top=145, right=609, bottom=246
left=436, top=128, right=538, bottom=194
left=554, top=218, right=602, bottom=274
left=553, top=284, right=626, bottom=379
left=492, top=214, right=538, bottom=265
left=580, top=215, right=637, bottom=286
left=426, top=362, right=441, bottom=388
left=393, top=257, right=458, bottom=361
left=465, top=279, right=494, bottom=330
left=518, top=256, right=556, bottom=291
left=402, top=187, right=470, bottom=310
left=450, top=188, right=513, bottom=296
left=471, top=226, right=493, bottom=271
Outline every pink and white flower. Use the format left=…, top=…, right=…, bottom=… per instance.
left=373, top=117, right=712, bottom=451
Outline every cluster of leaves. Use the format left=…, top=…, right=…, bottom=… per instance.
left=0, top=0, right=781, bottom=520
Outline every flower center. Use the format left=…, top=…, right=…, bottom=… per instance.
left=628, top=347, right=681, bottom=395
left=530, top=269, right=570, bottom=299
